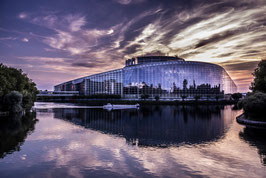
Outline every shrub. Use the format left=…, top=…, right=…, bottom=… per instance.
left=22, top=90, right=35, bottom=111
left=181, top=95, right=187, bottom=101
left=238, top=92, right=266, bottom=119
left=215, top=95, right=221, bottom=101
left=231, top=93, right=242, bottom=101
left=141, top=94, right=149, bottom=100
left=194, top=95, right=201, bottom=101
left=4, top=91, right=23, bottom=113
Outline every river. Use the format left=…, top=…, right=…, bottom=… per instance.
left=0, top=102, right=265, bottom=177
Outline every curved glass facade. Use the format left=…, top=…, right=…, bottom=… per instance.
left=54, top=56, right=237, bottom=98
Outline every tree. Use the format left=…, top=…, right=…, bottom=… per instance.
left=172, top=82, right=177, bottom=93
left=181, top=95, right=187, bottom=101
left=4, top=91, right=23, bottom=113
left=215, top=95, right=220, bottom=102
left=0, top=63, right=38, bottom=111
left=194, top=95, right=201, bottom=102
left=231, top=93, right=242, bottom=102
left=206, top=94, right=211, bottom=101
left=183, top=79, right=188, bottom=90
left=238, top=92, right=266, bottom=120
left=250, top=60, right=266, bottom=93
left=141, top=94, right=149, bottom=100
left=155, top=95, right=160, bottom=101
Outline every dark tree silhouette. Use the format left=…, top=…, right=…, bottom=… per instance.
left=238, top=92, right=266, bottom=120
left=231, top=93, right=242, bottom=102
left=181, top=95, right=187, bottom=101
left=194, top=95, right=201, bottom=102
left=250, top=60, right=266, bottom=93
left=183, top=79, right=188, bottom=90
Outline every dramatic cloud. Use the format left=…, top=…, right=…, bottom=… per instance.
left=114, top=0, right=145, bottom=5
left=22, top=38, right=29, bottom=42
left=219, top=60, right=260, bottom=72
left=218, top=60, right=261, bottom=92
left=0, top=0, right=265, bottom=91
left=18, top=12, right=28, bottom=19
left=68, top=15, right=86, bottom=32
left=194, top=30, right=239, bottom=49
left=72, top=62, right=102, bottom=68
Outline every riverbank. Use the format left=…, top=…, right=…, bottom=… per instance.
left=237, top=113, right=266, bottom=129
left=36, top=97, right=237, bottom=106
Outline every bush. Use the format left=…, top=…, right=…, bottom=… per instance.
left=4, top=91, right=23, bottom=113
left=215, top=95, right=220, bottom=101
left=231, top=93, right=242, bottom=101
left=141, top=94, right=149, bottom=100
left=22, top=90, right=34, bottom=111
left=194, top=95, right=201, bottom=101
left=181, top=95, right=187, bottom=101
left=88, top=94, right=121, bottom=99
left=238, top=92, right=266, bottom=119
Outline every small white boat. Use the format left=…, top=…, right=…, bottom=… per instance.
left=103, top=103, right=140, bottom=110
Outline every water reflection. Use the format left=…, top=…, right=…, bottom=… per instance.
left=239, top=128, right=266, bottom=166
left=53, top=105, right=232, bottom=147
left=0, top=112, right=38, bottom=158
left=2, top=103, right=266, bottom=177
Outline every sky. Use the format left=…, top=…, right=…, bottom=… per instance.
left=0, top=0, right=265, bottom=92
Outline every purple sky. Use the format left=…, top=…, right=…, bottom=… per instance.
left=0, top=0, right=265, bottom=92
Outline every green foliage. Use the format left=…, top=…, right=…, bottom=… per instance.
left=194, top=95, right=201, bottom=101
left=4, top=91, right=23, bottom=113
left=183, top=79, right=188, bottom=90
left=238, top=92, right=266, bottom=119
left=181, top=95, right=187, bottom=101
left=37, top=94, right=122, bottom=101
left=21, top=90, right=35, bottom=111
left=215, top=95, right=220, bottom=101
left=0, top=64, right=38, bottom=110
left=250, top=60, right=266, bottom=93
left=231, top=93, right=242, bottom=101
left=141, top=94, right=149, bottom=100
left=155, top=95, right=160, bottom=101
left=87, top=94, right=121, bottom=99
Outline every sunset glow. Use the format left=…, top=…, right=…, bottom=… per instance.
left=1, top=0, right=265, bottom=92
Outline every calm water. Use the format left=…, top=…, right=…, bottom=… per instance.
left=0, top=102, right=266, bottom=177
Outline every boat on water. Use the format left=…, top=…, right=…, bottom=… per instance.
left=103, top=103, right=140, bottom=110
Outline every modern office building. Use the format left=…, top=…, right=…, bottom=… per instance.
left=54, top=56, right=237, bottom=99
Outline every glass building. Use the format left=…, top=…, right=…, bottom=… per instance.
left=54, top=56, right=237, bottom=99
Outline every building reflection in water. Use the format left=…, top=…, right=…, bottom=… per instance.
left=0, top=112, right=38, bottom=158
left=239, top=128, right=266, bottom=166
left=53, top=105, right=232, bottom=147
